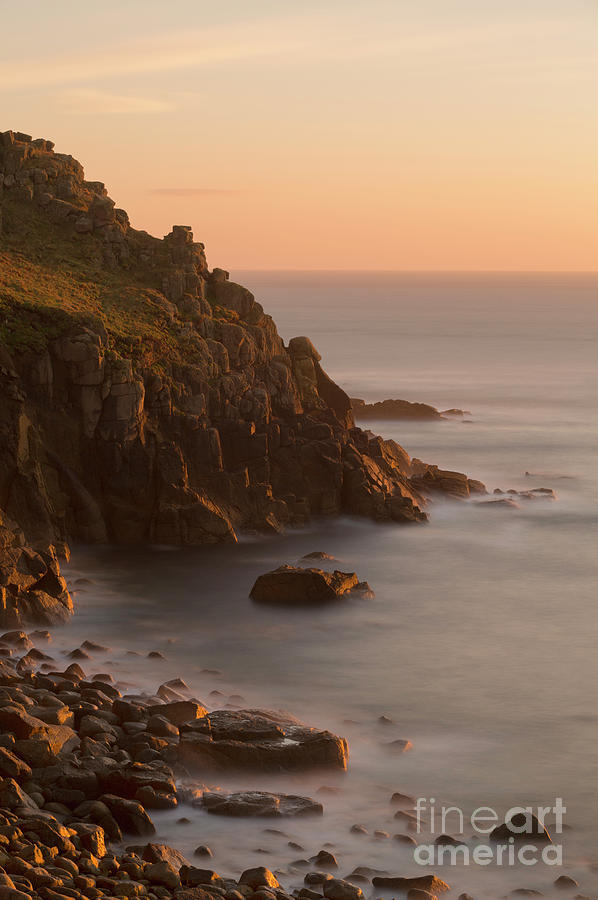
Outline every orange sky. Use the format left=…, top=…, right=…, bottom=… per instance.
left=2, top=1, right=597, bottom=270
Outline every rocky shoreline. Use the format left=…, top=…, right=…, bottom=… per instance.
left=0, top=592, right=582, bottom=900
left=0, top=622, right=356, bottom=900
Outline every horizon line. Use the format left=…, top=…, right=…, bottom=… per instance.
left=230, top=268, right=598, bottom=275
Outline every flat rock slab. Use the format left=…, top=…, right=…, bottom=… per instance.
left=201, top=790, right=323, bottom=817
left=178, top=708, right=348, bottom=772
left=250, top=566, right=359, bottom=605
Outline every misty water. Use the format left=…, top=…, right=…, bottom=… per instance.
left=55, top=273, right=598, bottom=898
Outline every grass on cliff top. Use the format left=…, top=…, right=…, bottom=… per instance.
left=0, top=198, right=192, bottom=365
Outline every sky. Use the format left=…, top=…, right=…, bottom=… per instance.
left=1, top=0, right=597, bottom=271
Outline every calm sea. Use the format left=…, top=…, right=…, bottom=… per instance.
left=59, top=272, right=598, bottom=898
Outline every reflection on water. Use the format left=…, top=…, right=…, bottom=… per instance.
left=53, top=274, right=598, bottom=898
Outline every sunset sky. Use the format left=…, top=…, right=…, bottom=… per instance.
left=2, top=0, right=597, bottom=270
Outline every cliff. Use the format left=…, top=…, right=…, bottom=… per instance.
left=0, top=129, right=479, bottom=627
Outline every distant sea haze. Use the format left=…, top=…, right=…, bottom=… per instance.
left=62, top=271, right=598, bottom=898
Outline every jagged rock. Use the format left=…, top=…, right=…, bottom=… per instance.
left=178, top=708, right=348, bottom=772
left=201, top=790, right=323, bottom=817
left=249, top=566, right=359, bottom=605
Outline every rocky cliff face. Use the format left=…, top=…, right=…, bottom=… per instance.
left=0, top=129, right=474, bottom=626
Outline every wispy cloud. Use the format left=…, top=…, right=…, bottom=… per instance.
left=149, top=188, right=240, bottom=197
left=0, top=17, right=323, bottom=90
left=57, top=88, right=171, bottom=115
left=1, top=12, right=594, bottom=93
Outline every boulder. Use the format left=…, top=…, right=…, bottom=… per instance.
left=178, top=708, right=348, bottom=772
left=201, top=790, right=323, bottom=817
left=238, top=867, right=280, bottom=890
left=250, top=566, right=359, bottom=605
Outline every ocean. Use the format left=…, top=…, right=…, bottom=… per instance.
left=58, top=272, right=598, bottom=898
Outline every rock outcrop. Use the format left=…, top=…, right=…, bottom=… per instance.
left=352, top=397, right=443, bottom=420
left=0, top=129, right=482, bottom=626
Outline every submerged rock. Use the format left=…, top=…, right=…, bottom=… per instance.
left=178, top=708, right=348, bottom=771
left=202, top=790, right=323, bottom=817
left=478, top=498, right=520, bottom=509
left=384, top=738, right=414, bottom=753
left=250, top=565, right=361, bottom=605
